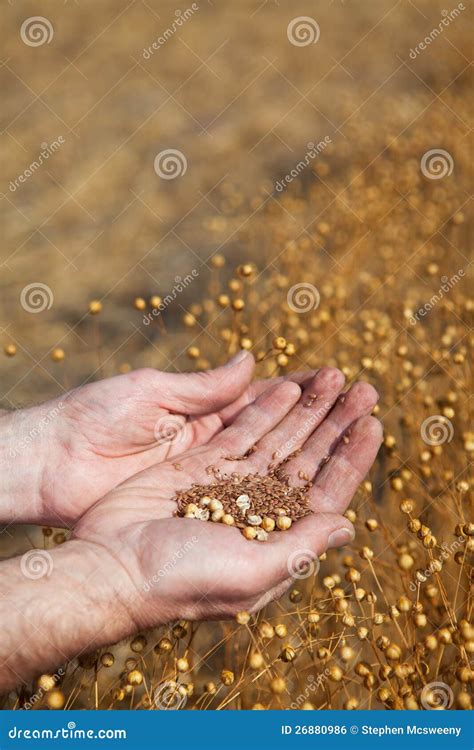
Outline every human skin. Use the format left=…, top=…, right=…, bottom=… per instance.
left=0, top=368, right=382, bottom=692
left=0, top=351, right=266, bottom=526
left=0, top=351, right=336, bottom=527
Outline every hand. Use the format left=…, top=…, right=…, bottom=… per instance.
left=74, top=369, right=382, bottom=624
left=1, top=352, right=256, bottom=525
left=0, top=369, right=382, bottom=690
left=1, top=352, right=320, bottom=527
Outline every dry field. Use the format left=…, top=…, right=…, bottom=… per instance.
left=1, top=0, right=472, bottom=710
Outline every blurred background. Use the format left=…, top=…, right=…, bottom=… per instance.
left=1, top=0, right=472, bottom=710
left=2, top=0, right=471, bottom=399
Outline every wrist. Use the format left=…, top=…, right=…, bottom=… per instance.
left=0, top=539, right=137, bottom=693
left=0, top=402, right=63, bottom=525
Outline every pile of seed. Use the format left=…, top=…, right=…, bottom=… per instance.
left=174, top=468, right=311, bottom=542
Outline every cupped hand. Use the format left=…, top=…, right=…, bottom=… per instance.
left=1, top=351, right=322, bottom=526
left=73, top=369, right=382, bottom=626
left=2, top=352, right=254, bottom=525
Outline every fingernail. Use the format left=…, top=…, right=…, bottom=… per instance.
left=327, top=526, right=355, bottom=549
left=224, top=350, right=249, bottom=367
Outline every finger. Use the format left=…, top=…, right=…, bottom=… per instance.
left=156, top=351, right=255, bottom=415
left=217, top=370, right=317, bottom=425
left=214, top=382, right=301, bottom=454
left=308, top=416, right=383, bottom=514
left=284, top=381, right=379, bottom=484
left=251, top=368, right=345, bottom=467
left=253, top=512, right=354, bottom=590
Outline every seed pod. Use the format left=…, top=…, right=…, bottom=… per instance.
left=236, top=611, right=250, bottom=625
left=262, top=517, right=275, bottom=532
left=289, top=589, right=302, bottom=603
left=259, top=622, right=274, bottom=639
left=281, top=646, right=296, bottom=663
left=328, top=665, right=343, bottom=682
left=242, top=526, right=257, bottom=540
left=364, top=673, right=377, bottom=689
left=386, top=644, right=401, bottom=660
left=47, top=690, right=65, bottom=709
left=270, top=677, right=286, bottom=694
left=413, top=613, right=427, bottom=628
left=457, top=691, right=472, bottom=710
left=344, top=697, right=359, bottom=710
left=101, top=653, right=115, bottom=667
left=249, top=652, right=264, bottom=669
left=209, top=499, right=223, bottom=512
left=346, top=568, right=360, bottom=582
left=314, top=647, right=328, bottom=661
left=155, top=637, right=173, bottom=654
left=398, top=595, right=411, bottom=612
left=195, top=508, right=210, bottom=521
left=355, top=661, right=372, bottom=677
left=398, top=553, right=414, bottom=570
left=456, top=665, right=474, bottom=684
left=400, top=499, right=414, bottom=514
left=379, top=665, right=393, bottom=680
left=424, top=634, right=437, bottom=651
left=176, top=657, right=189, bottom=672
left=131, top=635, right=146, bottom=652
left=221, top=669, right=235, bottom=686
left=438, top=627, right=452, bottom=644
left=127, top=670, right=143, bottom=686
left=38, top=674, right=57, bottom=692
left=340, top=646, right=354, bottom=662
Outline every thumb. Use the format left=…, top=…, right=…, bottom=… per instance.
left=157, top=350, right=255, bottom=415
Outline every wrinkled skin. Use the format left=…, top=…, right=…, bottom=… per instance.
left=72, top=370, right=382, bottom=625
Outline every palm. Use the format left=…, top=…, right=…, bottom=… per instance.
left=40, top=358, right=314, bottom=525
left=40, top=359, right=256, bottom=524
left=73, top=371, right=382, bottom=625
